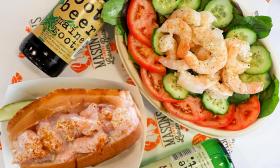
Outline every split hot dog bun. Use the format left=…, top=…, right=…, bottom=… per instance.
left=7, top=89, right=143, bottom=168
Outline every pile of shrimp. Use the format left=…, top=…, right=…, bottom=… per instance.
left=157, top=7, right=264, bottom=99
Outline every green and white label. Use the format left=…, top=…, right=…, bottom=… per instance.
left=143, top=144, right=214, bottom=168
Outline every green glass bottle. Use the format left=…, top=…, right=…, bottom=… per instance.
left=142, top=138, right=234, bottom=168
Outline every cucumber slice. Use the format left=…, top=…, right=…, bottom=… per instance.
left=152, top=0, right=182, bottom=15
left=226, top=27, right=257, bottom=45
left=202, top=92, right=229, bottom=114
left=0, top=100, right=33, bottom=121
left=245, top=45, right=272, bottom=74
left=178, top=0, right=201, bottom=10
left=240, top=72, right=271, bottom=90
left=204, top=0, right=233, bottom=28
left=229, top=93, right=250, bottom=104
left=163, top=73, right=189, bottom=100
left=152, top=28, right=164, bottom=55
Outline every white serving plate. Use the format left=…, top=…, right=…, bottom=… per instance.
left=115, top=0, right=280, bottom=137
left=0, top=77, right=147, bottom=168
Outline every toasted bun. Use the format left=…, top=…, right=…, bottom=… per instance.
left=7, top=89, right=143, bottom=168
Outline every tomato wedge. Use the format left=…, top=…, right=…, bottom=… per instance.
left=163, top=96, right=208, bottom=122
left=128, top=34, right=166, bottom=74
left=127, top=0, right=158, bottom=47
left=224, top=96, right=260, bottom=131
left=195, top=105, right=235, bottom=129
left=141, top=68, right=179, bottom=103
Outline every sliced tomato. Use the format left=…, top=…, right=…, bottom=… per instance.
left=224, top=96, right=260, bottom=131
left=141, top=68, right=179, bottom=103
left=127, top=0, right=158, bottom=47
left=195, top=105, right=235, bottom=129
left=163, top=96, right=207, bottom=122
left=128, top=34, right=166, bottom=74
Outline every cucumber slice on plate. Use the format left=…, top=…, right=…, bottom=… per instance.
left=163, top=73, right=189, bottom=100
left=204, top=0, right=233, bottom=28
left=0, top=100, right=33, bottom=121
left=240, top=72, right=271, bottom=90
left=152, top=28, right=164, bottom=55
left=246, top=45, right=272, bottom=74
left=178, top=0, right=201, bottom=10
left=226, top=27, right=257, bottom=45
left=202, top=92, right=229, bottom=114
left=152, top=0, right=182, bottom=15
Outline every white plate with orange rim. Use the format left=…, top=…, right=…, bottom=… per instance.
left=0, top=77, right=147, bottom=168
left=115, top=0, right=280, bottom=137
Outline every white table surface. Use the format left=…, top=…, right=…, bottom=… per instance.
left=0, top=0, right=279, bottom=168
left=231, top=1, right=280, bottom=168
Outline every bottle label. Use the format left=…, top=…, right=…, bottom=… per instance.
left=33, top=0, right=104, bottom=63
left=143, top=144, right=214, bottom=168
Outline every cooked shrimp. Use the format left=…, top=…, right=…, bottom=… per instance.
left=177, top=70, right=219, bottom=94
left=200, top=11, right=216, bottom=27
left=169, top=7, right=201, bottom=26
left=222, top=38, right=263, bottom=94
left=223, top=69, right=263, bottom=94
left=158, top=34, right=176, bottom=54
left=72, top=131, right=108, bottom=154
left=225, top=38, right=252, bottom=73
left=158, top=18, right=192, bottom=58
left=158, top=33, right=190, bottom=70
left=184, top=27, right=227, bottom=74
left=206, top=82, right=233, bottom=99
left=159, top=57, right=190, bottom=70
left=13, top=130, right=47, bottom=163
left=191, top=44, right=211, bottom=61
left=37, top=120, right=64, bottom=153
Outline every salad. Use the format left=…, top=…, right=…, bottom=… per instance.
left=101, top=0, right=279, bottom=131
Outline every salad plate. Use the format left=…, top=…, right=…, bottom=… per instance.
left=114, top=0, right=279, bottom=137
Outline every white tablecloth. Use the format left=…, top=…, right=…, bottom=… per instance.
left=0, top=0, right=279, bottom=168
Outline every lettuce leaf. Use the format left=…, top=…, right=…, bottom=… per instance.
left=226, top=9, right=272, bottom=39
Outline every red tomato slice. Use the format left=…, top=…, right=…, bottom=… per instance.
left=128, top=34, right=166, bottom=74
left=224, top=96, right=260, bottom=131
left=127, top=0, right=158, bottom=47
left=141, top=68, right=179, bottom=103
left=195, top=105, right=235, bottom=129
left=163, top=96, right=208, bottom=122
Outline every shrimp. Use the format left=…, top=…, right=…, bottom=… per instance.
left=200, top=11, right=216, bottom=28
left=158, top=35, right=190, bottom=70
left=159, top=57, right=190, bottom=70
left=158, top=34, right=176, bottom=54
left=158, top=18, right=192, bottom=58
left=223, top=69, right=263, bottom=94
left=206, top=82, right=233, bottom=99
left=177, top=70, right=219, bottom=94
left=184, top=27, right=227, bottom=74
left=169, top=7, right=201, bottom=27
left=225, top=38, right=252, bottom=73
left=190, top=44, right=211, bottom=61
left=222, top=38, right=263, bottom=94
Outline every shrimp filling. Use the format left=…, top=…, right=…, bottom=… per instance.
left=12, top=100, right=139, bottom=164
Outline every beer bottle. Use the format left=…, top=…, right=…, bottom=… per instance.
left=143, top=139, right=235, bottom=168
left=20, top=0, right=104, bottom=77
